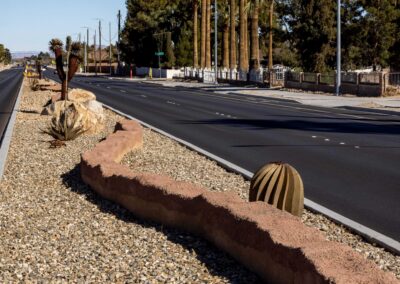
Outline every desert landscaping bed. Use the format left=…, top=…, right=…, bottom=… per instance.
left=0, top=78, right=398, bottom=282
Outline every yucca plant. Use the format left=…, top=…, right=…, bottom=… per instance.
left=249, top=162, right=304, bottom=217
left=43, top=102, right=86, bottom=141
left=49, top=38, right=67, bottom=99
left=49, top=38, right=82, bottom=100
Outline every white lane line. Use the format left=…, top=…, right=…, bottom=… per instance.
left=101, top=102, right=400, bottom=255
left=107, top=86, right=111, bottom=89
left=324, top=138, right=330, bottom=142
left=141, top=95, right=147, bottom=98
left=120, top=90, right=126, bottom=93
left=312, top=136, right=317, bottom=138
left=340, top=142, right=346, bottom=145
left=355, top=146, right=360, bottom=149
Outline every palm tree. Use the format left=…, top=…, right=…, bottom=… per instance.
left=220, top=0, right=230, bottom=69
left=250, top=0, right=260, bottom=70
left=206, top=0, right=212, bottom=69
left=193, top=1, right=199, bottom=68
left=268, top=0, right=274, bottom=70
left=239, top=0, right=246, bottom=73
left=229, top=0, right=237, bottom=71
left=201, top=0, right=207, bottom=68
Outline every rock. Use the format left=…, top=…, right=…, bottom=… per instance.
left=84, top=100, right=104, bottom=124
left=68, top=89, right=96, bottom=103
left=48, top=101, right=104, bottom=135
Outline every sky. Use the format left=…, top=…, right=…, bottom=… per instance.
left=0, top=0, right=127, bottom=53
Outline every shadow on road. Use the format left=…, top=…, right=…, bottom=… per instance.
left=177, top=118, right=400, bottom=136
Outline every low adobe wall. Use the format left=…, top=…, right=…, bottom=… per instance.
left=80, top=119, right=398, bottom=284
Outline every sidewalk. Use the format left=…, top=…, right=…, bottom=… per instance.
left=140, top=79, right=400, bottom=114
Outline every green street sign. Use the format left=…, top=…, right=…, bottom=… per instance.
left=155, top=52, right=164, bottom=56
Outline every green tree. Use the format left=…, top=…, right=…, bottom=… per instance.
left=361, top=0, right=398, bottom=70
left=284, top=0, right=336, bottom=72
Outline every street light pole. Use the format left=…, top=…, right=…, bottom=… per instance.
left=336, top=0, right=341, bottom=96
left=81, top=27, right=89, bottom=73
left=214, top=0, right=218, bottom=84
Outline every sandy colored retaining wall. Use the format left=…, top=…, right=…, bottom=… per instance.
left=80, top=119, right=398, bottom=284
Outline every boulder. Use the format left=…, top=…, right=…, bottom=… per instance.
left=68, top=89, right=96, bottom=103
left=44, top=100, right=104, bottom=134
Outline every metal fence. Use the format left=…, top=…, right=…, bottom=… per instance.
left=341, top=72, right=358, bottom=84
left=303, top=72, right=317, bottom=83
left=286, top=72, right=300, bottom=82
left=388, top=73, right=400, bottom=86
left=319, top=73, right=335, bottom=85
left=359, top=72, right=380, bottom=85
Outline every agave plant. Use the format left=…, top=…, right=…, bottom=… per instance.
left=43, top=102, right=86, bottom=141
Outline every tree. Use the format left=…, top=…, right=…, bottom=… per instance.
left=218, top=0, right=230, bottom=69
left=49, top=39, right=81, bottom=100
left=250, top=0, right=260, bottom=70
left=239, top=0, right=247, bottom=72
left=193, top=0, right=199, bottom=67
left=361, top=0, right=398, bottom=70
left=284, top=0, right=336, bottom=72
left=3, top=49, right=11, bottom=65
left=230, top=0, right=237, bottom=70
left=206, top=0, right=212, bottom=68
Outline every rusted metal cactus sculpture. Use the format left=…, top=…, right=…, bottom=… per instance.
left=249, top=162, right=304, bottom=217
left=49, top=38, right=82, bottom=100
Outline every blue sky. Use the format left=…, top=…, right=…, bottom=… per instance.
left=0, top=0, right=127, bottom=52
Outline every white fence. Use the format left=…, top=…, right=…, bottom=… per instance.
left=135, top=67, right=183, bottom=79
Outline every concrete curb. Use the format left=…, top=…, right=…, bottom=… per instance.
left=80, top=119, right=399, bottom=283
left=0, top=79, right=24, bottom=181
left=101, top=102, right=400, bottom=256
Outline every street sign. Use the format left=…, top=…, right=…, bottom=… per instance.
left=155, top=52, right=164, bottom=56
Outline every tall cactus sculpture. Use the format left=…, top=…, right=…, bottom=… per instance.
left=249, top=162, right=304, bottom=217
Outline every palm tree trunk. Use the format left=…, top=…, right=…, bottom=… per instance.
left=201, top=0, right=206, bottom=68
left=223, top=24, right=229, bottom=69
left=268, top=0, right=274, bottom=70
left=229, top=0, right=237, bottom=70
left=193, top=1, right=199, bottom=68
left=206, top=0, right=211, bottom=69
left=244, top=1, right=249, bottom=72
left=250, top=0, right=259, bottom=70
left=239, top=0, right=245, bottom=73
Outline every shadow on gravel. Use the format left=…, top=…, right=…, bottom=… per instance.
left=61, top=164, right=261, bottom=283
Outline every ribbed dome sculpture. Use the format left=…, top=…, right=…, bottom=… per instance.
left=249, top=162, right=304, bottom=217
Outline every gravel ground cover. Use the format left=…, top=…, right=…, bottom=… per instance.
left=120, top=121, right=400, bottom=280
left=0, top=80, right=260, bottom=282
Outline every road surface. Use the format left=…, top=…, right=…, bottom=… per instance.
left=44, top=70, right=400, bottom=242
left=0, top=67, right=23, bottom=145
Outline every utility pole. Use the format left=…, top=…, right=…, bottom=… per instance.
left=94, top=30, right=97, bottom=76
left=336, top=0, right=341, bottom=96
left=84, top=36, right=87, bottom=73
left=86, top=28, right=89, bottom=73
left=99, top=20, right=102, bottom=74
left=117, top=10, right=121, bottom=75
left=268, top=1, right=274, bottom=86
left=81, top=27, right=89, bottom=73
left=214, top=0, right=218, bottom=84
left=109, top=22, right=112, bottom=75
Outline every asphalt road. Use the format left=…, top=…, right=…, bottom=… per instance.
left=45, top=70, right=400, bottom=242
left=0, top=67, right=23, bottom=145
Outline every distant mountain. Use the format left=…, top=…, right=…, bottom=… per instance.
left=11, top=51, right=40, bottom=59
